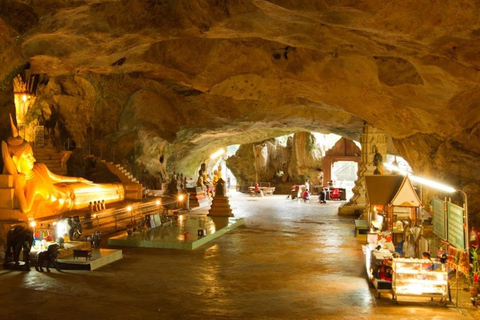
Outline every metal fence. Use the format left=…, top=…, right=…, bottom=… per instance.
left=35, top=196, right=185, bottom=243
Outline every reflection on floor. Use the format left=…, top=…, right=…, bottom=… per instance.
left=108, top=215, right=245, bottom=250
left=57, top=248, right=123, bottom=271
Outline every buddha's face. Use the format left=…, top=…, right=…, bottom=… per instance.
left=14, top=146, right=36, bottom=174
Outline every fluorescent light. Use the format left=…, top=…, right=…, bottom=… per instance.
left=409, top=175, right=455, bottom=193
left=384, top=162, right=410, bottom=175
left=384, top=163, right=455, bottom=193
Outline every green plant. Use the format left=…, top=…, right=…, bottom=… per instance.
left=470, top=249, right=480, bottom=287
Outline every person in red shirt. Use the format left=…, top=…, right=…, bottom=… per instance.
left=254, top=183, right=264, bottom=197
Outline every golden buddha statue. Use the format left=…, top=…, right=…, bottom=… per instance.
left=2, top=115, right=124, bottom=220
left=212, top=170, right=219, bottom=185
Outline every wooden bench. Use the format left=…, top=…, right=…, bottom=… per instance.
left=73, top=249, right=92, bottom=261
left=262, top=187, right=275, bottom=196
left=248, top=187, right=263, bottom=197
left=248, top=186, right=275, bottom=196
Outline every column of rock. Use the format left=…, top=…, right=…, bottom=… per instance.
left=338, top=123, right=387, bottom=215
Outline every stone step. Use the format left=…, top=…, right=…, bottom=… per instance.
left=32, top=149, right=63, bottom=156
left=31, top=147, right=69, bottom=176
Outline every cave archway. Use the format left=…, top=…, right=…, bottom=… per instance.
left=322, top=137, right=361, bottom=194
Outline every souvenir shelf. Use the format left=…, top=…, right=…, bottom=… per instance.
left=392, top=258, right=449, bottom=303
left=363, top=245, right=393, bottom=298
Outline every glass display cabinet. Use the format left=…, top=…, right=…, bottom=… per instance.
left=392, top=258, right=449, bottom=304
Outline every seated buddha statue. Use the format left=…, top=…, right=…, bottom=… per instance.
left=212, top=170, right=219, bottom=186
left=2, top=115, right=124, bottom=220
left=196, top=163, right=206, bottom=187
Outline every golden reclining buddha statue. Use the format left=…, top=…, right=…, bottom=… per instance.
left=2, top=115, right=124, bottom=220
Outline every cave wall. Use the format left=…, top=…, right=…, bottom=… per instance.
left=0, top=0, right=480, bottom=222
left=226, top=132, right=325, bottom=186
left=226, top=143, right=256, bottom=183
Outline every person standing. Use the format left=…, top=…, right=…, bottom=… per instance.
left=302, top=179, right=310, bottom=202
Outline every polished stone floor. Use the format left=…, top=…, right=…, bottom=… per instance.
left=108, top=215, right=245, bottom=250
left=0, top=192, right=478, bottom=319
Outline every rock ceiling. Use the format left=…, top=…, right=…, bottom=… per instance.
left=1, top=0, right=480, bottom=216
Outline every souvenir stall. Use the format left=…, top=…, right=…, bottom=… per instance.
left=362, top=175, right=435, bottom=299
left=365, top=175, right=422, bottom=246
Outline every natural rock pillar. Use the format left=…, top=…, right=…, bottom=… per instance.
left=338, top=123, right=387, bottom=215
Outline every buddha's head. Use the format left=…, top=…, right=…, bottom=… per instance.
left=6, top=114, right=36, bottom=174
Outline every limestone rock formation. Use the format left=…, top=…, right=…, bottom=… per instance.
left=227, top=132, right=324, bottom=186
left=0, top=1, right=479, bottom=221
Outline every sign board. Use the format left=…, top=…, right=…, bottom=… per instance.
left=447, top=202, right=465, bottom=250
left=433, top=198, right=446, bottom=240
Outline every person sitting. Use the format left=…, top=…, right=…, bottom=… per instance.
left=2, top=114, right=124, bottom=220
left=422, top=252, right=433, bottom=272
left=302, top=189, right=310, bottom=202
left=319, top=188, right=327, bottom=203
left=254, top=183, right=264, bottom=197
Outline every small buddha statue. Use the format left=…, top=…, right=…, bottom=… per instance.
left=197, top=163, right=206, bottom=187
left=212, top=170, right=219, bottom=185
left=196, top=174, right=204, bottom=187
left=1, top=114, right=124, bottom=219
left=372, top=146, right=384, bottom=175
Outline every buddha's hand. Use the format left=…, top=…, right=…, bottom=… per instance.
left=77, top=177, right=93, bottom=183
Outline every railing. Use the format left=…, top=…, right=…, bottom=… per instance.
left=63, top=138, right=76, bottom=151
left=35, top=196, right=187, bottom=242
left=81, top=196, right=183, bottom=238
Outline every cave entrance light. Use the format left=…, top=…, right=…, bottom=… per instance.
left=209, top=145, right=240, bottom=191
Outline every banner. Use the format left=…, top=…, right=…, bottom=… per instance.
left=447, top=202, right=465, bottom=250
left=433, top=198, right=446, bottom=240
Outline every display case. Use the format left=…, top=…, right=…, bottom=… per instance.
left=392, top=258, right=449, bottom=303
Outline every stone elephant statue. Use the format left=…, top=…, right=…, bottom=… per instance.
left=3, top=225, right=34, bottom=270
